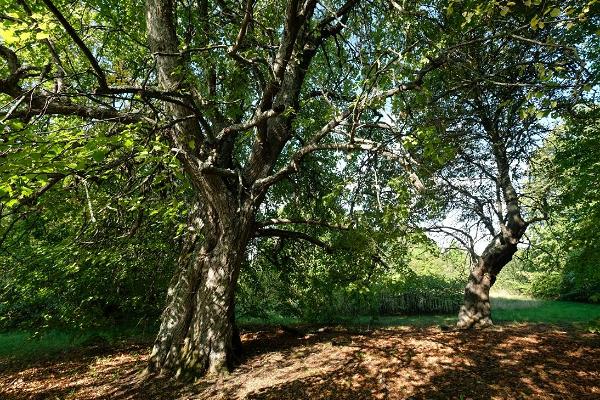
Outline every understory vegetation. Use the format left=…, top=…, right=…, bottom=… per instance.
left=2, top=211, right=599, bottom=333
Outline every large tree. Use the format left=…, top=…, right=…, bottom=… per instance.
left=0, top=0, right=453, bottom=377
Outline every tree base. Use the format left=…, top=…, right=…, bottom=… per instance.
left=457, top=305, right=494, bottom=330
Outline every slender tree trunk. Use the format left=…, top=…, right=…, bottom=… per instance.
left=147, top=200, right=253, bottom=378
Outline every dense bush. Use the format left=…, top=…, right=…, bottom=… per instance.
left=527, top=260, right=600, bottom=304
left=0, top=181, right=180, bottom=331
left=1, top=164, right=471, bottom=332
left=520, top=109, right=600, bottom=303
left=236, top=236, right=467, bottom=323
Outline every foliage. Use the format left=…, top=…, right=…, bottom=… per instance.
left=0, top=146, right=185, bottom=330
left=237, top=234, right=466, bottom=323
left=522, top=107, right=600, bottom=303
left=0, top=195, right=178, bottom=330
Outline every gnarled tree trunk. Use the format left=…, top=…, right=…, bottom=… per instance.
left=457, top=235, right=519, bottom=329
left=458, top=259, right=494, bottom=329
left=147, top=201, right=253, bottom=378
left=143, top=0, right=344, bottom=379
left=144, top=0, right=254, bottom=378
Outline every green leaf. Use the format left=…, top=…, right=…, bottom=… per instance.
left=92, top=150, right=106, bottom=162
left=123, top=138, right=134, bottom=149
left=35, top=31, right=50, bottom=40
left=530, top=15, right=539, bottom=30
left=0, top=27, right=18, bottom=45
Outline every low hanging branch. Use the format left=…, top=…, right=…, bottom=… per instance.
left=253, top=227, right=333, bottom=253
left=255, top=218, right=350, bottom=230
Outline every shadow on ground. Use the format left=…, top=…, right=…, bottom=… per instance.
left=1, top=324, right=598, bottom=399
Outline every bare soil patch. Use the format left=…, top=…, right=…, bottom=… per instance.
left=1, top=324, right=598, bottom=399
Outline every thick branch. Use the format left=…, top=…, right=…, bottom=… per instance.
left=5, top=99, right=141, bottom=123
left=254, top=138, right=424, bottom=195
left=0, top=44, right=20, bottom=74
left=41, top=0, right=108, bottom=89
left=254, top=227, right=332, bottom=252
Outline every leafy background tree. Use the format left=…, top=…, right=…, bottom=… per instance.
left=522, top=106, right=600, bottom=302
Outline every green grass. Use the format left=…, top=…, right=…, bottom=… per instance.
left=332, top=314, right=458, bottom=327
left=2, top=298, right=599, bottom=361
left=0, top=330, right=77, bottom=359
left=0, top=324, right=155, bottom=360
left=238, top=315, right=304, bottom=327
left=492, top=296, right=600, bottom=324
left=238, top=313, right=458, bottom=328
left=277, top=296, right=600, bottom=329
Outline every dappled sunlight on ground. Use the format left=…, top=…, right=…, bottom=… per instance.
left=1, top=325, right=598, bottom=399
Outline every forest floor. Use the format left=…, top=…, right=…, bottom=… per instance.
left=1, top=323, right=599, bottom=400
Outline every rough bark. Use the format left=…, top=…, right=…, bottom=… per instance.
left=142, top=0, right=349, bottom=378
left=458, top=261, right=494, bottom=329
left=457, top=236, right=519, bottom=329
left=147, top=201, right=253, bottom=378
left=144, top=0, right=252, bottom=377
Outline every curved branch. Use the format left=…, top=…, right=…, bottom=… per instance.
left=254, top=227, right=332, bottom=252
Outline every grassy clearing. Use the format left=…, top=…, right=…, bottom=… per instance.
left=2, top=298, right=599, bottom=361
left=300, top=295, right=600, bottom=328
left=0, top=330, right=75, bottom=359
left=292, top=295, right=600, bottom=329
left=237, top=313, right=458, bottom=328
left=492, top=296, right=600, bottom=324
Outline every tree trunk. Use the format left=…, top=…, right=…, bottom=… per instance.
left=147, top=202, right=253, bottom=379
left=143, top=0, right=255, bottom=379
left=456, top=112, right=529, bottom=329
left=457, top=259, right=494, bottom=329
left=457, top=235, right=519, bottom=329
